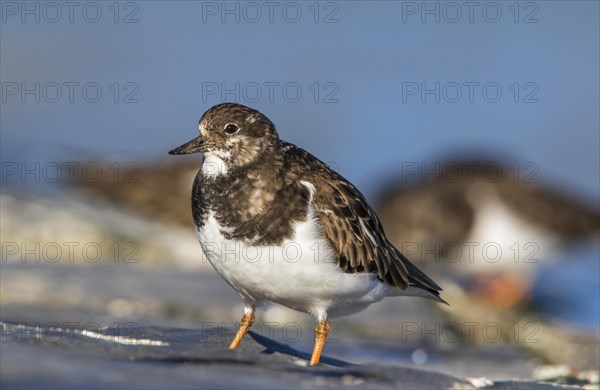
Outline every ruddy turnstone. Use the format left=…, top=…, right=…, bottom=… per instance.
left=377, top=161, right=599, bottom=307
left=169, top=103, right=445, bottom=366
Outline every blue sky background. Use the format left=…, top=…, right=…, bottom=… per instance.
left=1, top=0, right=599, bottom=203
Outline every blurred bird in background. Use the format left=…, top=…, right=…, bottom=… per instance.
left=376, top=159, right=599, bottom=309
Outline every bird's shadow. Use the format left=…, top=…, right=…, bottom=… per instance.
left=247, top=331, right=354, bottom=368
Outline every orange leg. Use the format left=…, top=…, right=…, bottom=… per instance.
left=309, top=320, right=330, bottom=366
left=229, top=310, right=255, bottom=350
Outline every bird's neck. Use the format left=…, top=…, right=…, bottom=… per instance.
left=198, top=148, right=286, bottom=221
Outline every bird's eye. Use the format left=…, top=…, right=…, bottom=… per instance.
left=224, top=124, right=239, bottom=135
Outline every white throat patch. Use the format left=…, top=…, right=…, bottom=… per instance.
left=202, top=151, right=230, bottom=177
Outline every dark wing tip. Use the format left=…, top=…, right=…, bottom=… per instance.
left=395, top=247, right=443, bottom=291
left=391, top=246, right=448, bottom=304
left=417, top=286, right=449, bottom=305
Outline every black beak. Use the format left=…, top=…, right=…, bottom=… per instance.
left=169, top=136, right=206, bottom=155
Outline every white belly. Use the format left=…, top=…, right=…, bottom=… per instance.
left=196, top=208, right=390, bottom=319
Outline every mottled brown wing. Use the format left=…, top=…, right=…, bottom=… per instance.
left=312, top=177, right=411, bottom=290
left=280, top=141, right=410, bottom=289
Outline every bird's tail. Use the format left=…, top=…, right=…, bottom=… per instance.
left=394, top=247, right=448, bottom=305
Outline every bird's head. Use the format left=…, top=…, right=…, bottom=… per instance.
left=169, top=103, right=279, bottom=174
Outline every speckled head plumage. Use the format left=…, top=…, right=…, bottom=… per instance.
left=169, top=103, right=279, bottom=170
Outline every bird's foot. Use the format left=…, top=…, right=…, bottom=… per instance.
left=309, top=320, right=330, bottom=366
left=229, top=311, right=255, bottom=349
